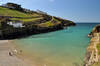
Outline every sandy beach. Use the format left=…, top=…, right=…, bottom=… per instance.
left=0, top=40, right=33, bottom=66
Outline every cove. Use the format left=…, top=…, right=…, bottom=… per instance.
left=13, top=23, right=100, bottom=66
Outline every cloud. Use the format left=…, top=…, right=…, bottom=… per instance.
left=49, top=0, right=55, bottom=2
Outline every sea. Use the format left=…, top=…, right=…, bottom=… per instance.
left=12, top=23, right=100, bottom=66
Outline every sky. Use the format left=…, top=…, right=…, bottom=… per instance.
left=0, top=0, right=100, bottom=23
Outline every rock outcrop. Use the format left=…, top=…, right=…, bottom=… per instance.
left=84, top=25, right=100, bottom=66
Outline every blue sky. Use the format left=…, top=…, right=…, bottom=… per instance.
left=0, top=0, right=100, bottom=22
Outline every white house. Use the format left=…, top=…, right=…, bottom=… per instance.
left=7, top=21, right=25, bottom=28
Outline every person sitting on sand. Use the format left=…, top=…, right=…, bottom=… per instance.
left=9, top=52, right=13, bottom=56
left=9, top=49, right=18, bottom=56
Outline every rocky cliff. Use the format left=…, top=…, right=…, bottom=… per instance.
left=84, top=25, right=100, bottom=66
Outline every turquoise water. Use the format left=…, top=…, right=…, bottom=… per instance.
left=13, top=23, right=100, bottom=66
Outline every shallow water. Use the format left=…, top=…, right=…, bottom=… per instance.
left=13, top=23, right=100, bottom=66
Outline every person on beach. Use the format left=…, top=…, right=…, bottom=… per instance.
left=9, top=49, right=18, bottom=56
left=9, top=52, right=13, bottom=56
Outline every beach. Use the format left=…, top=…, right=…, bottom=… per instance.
left=0, top=40, right=33, bottom=66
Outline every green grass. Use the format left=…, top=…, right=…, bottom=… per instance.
left=39, top=21, right=54, bottom=27
left=11, top=17, right=43, bottom=22
left=0, top=7, right=39, bottom=17
left=39, top=17, right=61, bottom=27
left=0, top=7, right=28, bottom=17
left=43, top=21, right=54, bottom=26
left=0, top=6, right=43, bottom=23
left=53, top=17, right=61, bottom=23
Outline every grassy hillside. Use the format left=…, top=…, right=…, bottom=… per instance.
left=0, top=6, right=44, bottom=25
left=0, top=3, right=75, bottom=27
left=0, top=7, right=30, bottom=17
left=0, top=3, right=75, bottom=39
left=0, top=7, right=39, bottom=17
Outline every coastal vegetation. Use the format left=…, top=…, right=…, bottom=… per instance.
left=0, top=3, right=75, bottom=39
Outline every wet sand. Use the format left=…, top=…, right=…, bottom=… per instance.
left=0, top=40, right=34, bottom=66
